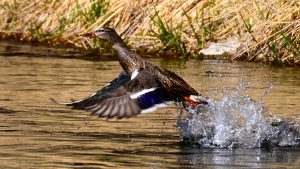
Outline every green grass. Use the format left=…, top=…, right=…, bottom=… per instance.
left=148, top=7, right=216, bottom=58
left=149, top=10, right=187, bottom=57
left=183, top=7, right=215, bottom=50
left=25, top=0, right=107, bottom=43
left=27, top=16, right=68, bottom=43
left=76, top=0, right=107, bottom=25
left=280, top=31, right=300, bottom=60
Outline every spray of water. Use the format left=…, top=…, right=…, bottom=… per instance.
left=176, top=85, right=300, bottom=148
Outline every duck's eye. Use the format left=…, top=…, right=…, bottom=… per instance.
left=96, top=29, right=105, bottom=33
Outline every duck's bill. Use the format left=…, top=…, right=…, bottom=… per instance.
left=80, top=32, right=96, bottom=38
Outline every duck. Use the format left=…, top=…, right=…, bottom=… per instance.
left=52, top=28, right=207, bottom=119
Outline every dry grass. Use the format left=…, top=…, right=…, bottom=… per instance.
left=0, top=0, right=299, bottom=65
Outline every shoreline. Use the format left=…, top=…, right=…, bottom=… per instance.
left=1, top=0, right=299, bottom=66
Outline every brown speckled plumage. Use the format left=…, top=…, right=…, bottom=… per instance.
left=85, top=28, right=200, bottom=101
left=53, top=28, right=207, bottom=119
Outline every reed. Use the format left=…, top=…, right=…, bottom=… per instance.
left=148, top=9, right=187, bottom=57
left=0, top=0, right=299, bottom=65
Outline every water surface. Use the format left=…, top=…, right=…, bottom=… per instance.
left=0, top=41, right=299, bottom=168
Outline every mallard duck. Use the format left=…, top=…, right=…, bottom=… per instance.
left=53, top=28, right=207, bottom=118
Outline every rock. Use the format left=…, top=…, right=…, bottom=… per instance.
left=199, top=39, right=242, bottom=59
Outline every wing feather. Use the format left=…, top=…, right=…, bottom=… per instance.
left=52, top=70, right=174, bottom=118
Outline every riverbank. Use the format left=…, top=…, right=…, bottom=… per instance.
left=0, top=0, right=299, bottom=65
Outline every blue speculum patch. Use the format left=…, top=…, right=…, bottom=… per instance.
left=138, top=88, right=172, bottom=110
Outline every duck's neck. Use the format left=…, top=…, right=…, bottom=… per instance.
left=112, top=40, right=130, bottom=53
left=112, top=41, right=141, bottom=75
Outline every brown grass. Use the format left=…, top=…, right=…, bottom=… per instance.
left=0, top=0, right=299, bottom=65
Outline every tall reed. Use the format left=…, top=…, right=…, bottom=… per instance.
left=0, top=0, right=299, bottom=65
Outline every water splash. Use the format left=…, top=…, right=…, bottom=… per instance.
left=176, top=85, right=300, bottom=148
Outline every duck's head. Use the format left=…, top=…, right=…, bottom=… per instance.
left=81, top=28, right=121, bottom=44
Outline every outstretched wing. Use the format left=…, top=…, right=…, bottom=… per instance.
left=52, top=70, right=173, bottom=118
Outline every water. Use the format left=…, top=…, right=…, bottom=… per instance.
left=0, top=41, right=299, bottom=168
left=177, top=92, right=299, bottom=148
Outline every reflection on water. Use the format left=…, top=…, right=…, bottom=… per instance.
left=0, top=41, right=299, bottom=168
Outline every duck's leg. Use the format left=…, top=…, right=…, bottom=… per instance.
left=184, top=95, right=208, bottom=107
left=177, top=102, right=184, bottom=116
left=175, top=102, right=186, bottom=127
left=183, top=96, right=197, bottom=107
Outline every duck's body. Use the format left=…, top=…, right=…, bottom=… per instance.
left=53, top=28, right=207, bottom=118
left=96, top=28, right=199, bottom=98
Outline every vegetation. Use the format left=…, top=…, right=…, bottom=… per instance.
left=0, top=0, right=299, bottom=65
left=148, top=9, right=187, bottom=57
